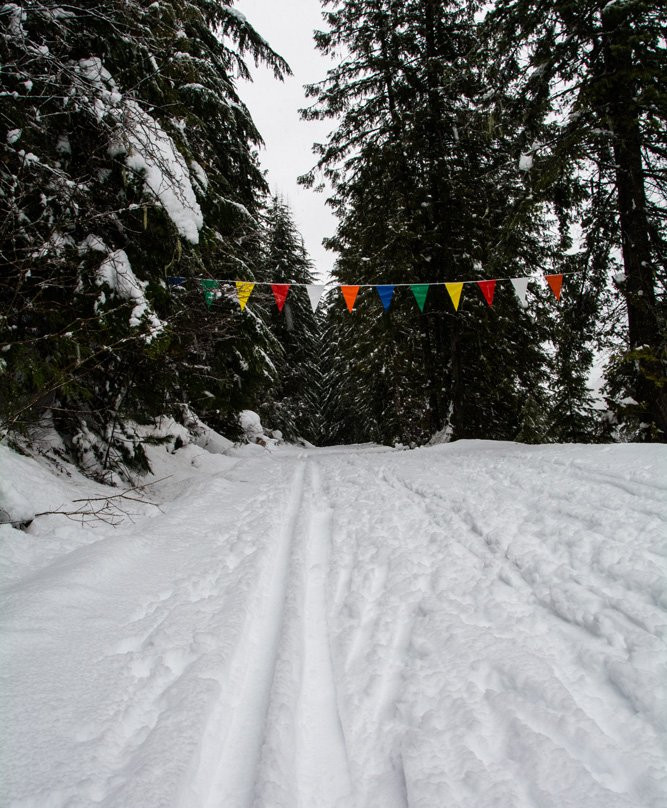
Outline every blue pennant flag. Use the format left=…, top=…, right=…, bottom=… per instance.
left=167, top=276, right=187, bottom=288
left=376, top=284, right=395, bottom=311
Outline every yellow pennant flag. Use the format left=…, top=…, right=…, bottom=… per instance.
left=235, top=281, right=255, bottom=311
left=445, top=282, right=463, bottom=311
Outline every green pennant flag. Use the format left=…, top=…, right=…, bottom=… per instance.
left=411, top=284, right=429, bottom=312
left=200, top=279, right=220, bottom=307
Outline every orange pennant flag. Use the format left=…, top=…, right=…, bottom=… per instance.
left=445, top=282, right=463, bottom=311
left=271, top=283, right=290, bottom=312
left=340, top=285, right=360, bottom=312
left=545, top=274, right=563, bottom=300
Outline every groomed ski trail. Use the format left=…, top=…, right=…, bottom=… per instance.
left=1, top=441, right=665, bottom=808
left=293, top=461, right=352, bottom=808
left=251, top=458, right=353, bottom=808
left=185, top=457, right=352, bottom=808
left=186, top=460, right=307, bottom=807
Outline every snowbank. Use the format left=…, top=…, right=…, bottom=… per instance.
left=0, top=475, right=34, bottom=527
left=239, top=409, right=281, bottom=448
left=96, top=248, right=163, bottom=337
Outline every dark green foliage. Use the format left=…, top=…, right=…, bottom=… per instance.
left=481, top=0, right=667, bottom=439
left=307, top=0, right=665, bottom=445
left=5, top=0, right=661, bottom=467
left=0, top=0, right=291, bottom=478
left=322, top=290, right=438, bottom=447
left=305, top=0, right=559, bottom=446
left=258, top=196, right=323, bottom=443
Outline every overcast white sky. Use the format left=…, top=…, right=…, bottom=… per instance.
left=234, top=0, right=337, bottom=280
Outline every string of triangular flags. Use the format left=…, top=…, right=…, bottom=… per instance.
left=168, top=273, right=571, bottom=313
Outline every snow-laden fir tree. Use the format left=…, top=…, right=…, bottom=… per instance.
left=0, top=0, right=290, bottom=477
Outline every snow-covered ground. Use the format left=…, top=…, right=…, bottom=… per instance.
left=1, top=436, right=666, bottom=808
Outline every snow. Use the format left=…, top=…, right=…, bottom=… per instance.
left=190, top=160, right=208, bottom=192
left=239, top=408, right=264, bottom=438
left=75, top=57, right=123, bottom=120
left=222, top=196, right=254, bottom=220
left=31, top=230, right=74, bottom=258
left=56, top=133, right=71, bottom=155
left=239, top=409, right=278, bottom=447
left=519, top=153, right=533, bottom=171
left=96, top=249, right=163, bottom=337
left=78, top=56, right=113, bottom=86
left=2, top=3, right=26, bottom=36
left=18, top=149, right=39, bottom=166
left=66, top=48, right=200, bottom=261
left=121, top=101, right=203, bottom=243
left=0, top=475, right=34, bottom=526
left=1, top=438, right=666, bottom=807
left=80, top=233, right=108, bottom=253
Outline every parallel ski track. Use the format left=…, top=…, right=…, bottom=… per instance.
left=193, top=460, right=308, bottom=808
left=293, top=460, right=352, bottom=808
left=189, top=457, right=352, bottom=808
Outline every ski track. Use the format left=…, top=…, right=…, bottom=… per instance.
left=1, top=441, right=666, bottom=808
left=187, top=457, right=352, bottom=808
left=186, top=460, right=308, bottom=808
left=317, top=447, right=666, bottom=808
left=292, top=461, right=352, bottom=808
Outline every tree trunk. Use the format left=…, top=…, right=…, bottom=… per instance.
left=601, top=4, right=667, bottom=438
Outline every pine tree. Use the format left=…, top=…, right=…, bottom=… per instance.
left=481, top=0, right=666, bottom=440
left=0, top=0, right=291, bottom=476
left=258, top=196, right=323, bottom=443
left=304, top=0, right=555, bottom=446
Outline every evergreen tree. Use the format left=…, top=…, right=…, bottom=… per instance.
left=481, top=0, right=667, bottom=440
left=304, top=0, right=556, bottom=446
left=258, top=196, right=323, bottom=443
left=0, top=0, right=290, bottom=476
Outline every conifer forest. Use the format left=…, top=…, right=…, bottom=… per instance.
left=1, top=0, right=665, bottom=477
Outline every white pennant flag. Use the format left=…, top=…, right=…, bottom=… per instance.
left=306, top=284, right=326, bottom=312
left=510, top=277, right=530, bottom=307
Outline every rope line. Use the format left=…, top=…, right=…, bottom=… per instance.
left=182, top=270, right=581, bottom=289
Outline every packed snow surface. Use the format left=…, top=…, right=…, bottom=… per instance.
left=1, top=439, right=666, bottom=808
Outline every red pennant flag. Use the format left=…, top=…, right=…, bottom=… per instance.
left=477, top=279, right=496, bottom=306
left=271, top=283, right=290, bottom=312
left=545, top=274, right=563, bottom=300
left=340, top=285, right=360, bottom=312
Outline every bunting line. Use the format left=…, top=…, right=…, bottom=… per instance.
left=173, top=272, right=577, bottom=314
left=477, top=279, right=496, bottom=307
left=411, top=284, right=429, bottom=312
left=546, top=274, right=563, bottom=300
left=511, top=277, right=530, bottom=307
left=181, top=271, right=580, bottom=289
left=445, top=282, right=463, bottom=311
left=271, top=283, right=290, bottom=312
left=306, top=284, right=325, bottom=312
left=199, top=278, right=220, bottom=308
left=376, top=284, right=395, bottom=311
